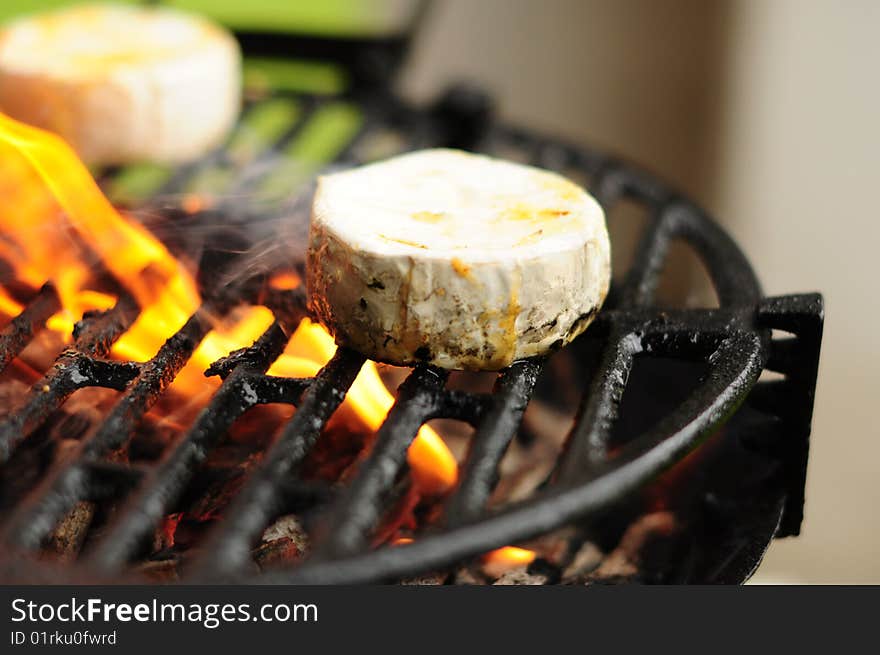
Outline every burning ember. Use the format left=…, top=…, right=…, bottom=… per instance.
left=0, top=112, right=456, bottom=496
left=482, top=546, right=537, bottom=578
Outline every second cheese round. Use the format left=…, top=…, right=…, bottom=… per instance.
left=0, top=4, right=241, bottom=165
left=307, top=149, right=611, bottom=371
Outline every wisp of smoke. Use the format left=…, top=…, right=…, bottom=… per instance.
left=131, top=165, right=350, bottom=297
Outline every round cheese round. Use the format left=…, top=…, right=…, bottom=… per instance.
left=0, top=3, right=241, bottom=165
left=307, top=149, right=611, bottom=371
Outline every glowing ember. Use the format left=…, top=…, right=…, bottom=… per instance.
left=482, top=546, right=536, bottom=577
left=181, top=193, right=212, bottom=215
left=268, top=270, right=301, bottom=291
left=392, top=538, right=536, bottom=576
left=484, top=546, right=536, bottom=566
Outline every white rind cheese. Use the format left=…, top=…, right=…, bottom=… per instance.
left=308, top=149, right=611, bottom=371
left=0, top=4, right=240, bottom=164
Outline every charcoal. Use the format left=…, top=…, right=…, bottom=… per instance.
left=136, top=558, right=180, bottom=583
left=561, top=542, right=603, bottom=580
left=581, top=512, right=678, bottom=583
left=451, top=566, right=487, bottom=585
left=493, top=568, right=549, bottom=585
left=45, top=501, right=95, bottom=561
left=253, top=537, right=303, bottom=571
left=261, top=514, right=309, bottom=554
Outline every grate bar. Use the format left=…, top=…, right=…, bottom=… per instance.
left=669, top=206, right=763, bottom=306
left=88, top=320, right=292, bottom=572
left=554, top=331, right=638, bottom=483
left=608, top=333, right=767, bottom=467
left=3, top=303, right=216, bottom=549
left=588, top=165, right=628, bottom=211
left=437, top=389, right=490, bottom=426
left=311, top=365, right=448, bottom=560
left=756, top=293, right=823, bottom=536
left=0, top=283, right=60, bottom=375
left=79, top=309, right=215, bottom=461
left=619, top=207, right=675, bottom=308
left=262, top=333, right=765, bottom=585
left=189, top=348, right=364, bottom=579
left=444, top=359, right=543, bottom=526
left=0, top=295, right=139, bottom=463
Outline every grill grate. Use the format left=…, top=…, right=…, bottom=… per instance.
left=0, top=84, right=823, bottom=584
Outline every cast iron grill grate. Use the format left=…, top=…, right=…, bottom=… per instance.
left=0, top=83, right=823, bottom=584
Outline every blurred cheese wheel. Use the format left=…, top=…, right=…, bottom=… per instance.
left=0, top=3, right=241, bottom=164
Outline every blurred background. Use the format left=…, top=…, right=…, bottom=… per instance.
left=0, top=0, right=875, bottom=582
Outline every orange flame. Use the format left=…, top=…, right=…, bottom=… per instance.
left=0, top=112, right=199, bottom=356
left=484, top=546, right=536, bottom=567
left=393, top=538, right=536, bottom=576
left=268, top=270, right=301, bottom=291
left=0, top=113, right=458, bottom=494
left=482, top=546, right=536, bottom=578
left=269, top=318, right=458, bottom=494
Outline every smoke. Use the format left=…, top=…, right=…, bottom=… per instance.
left=130, top=164, right=349, bottom=298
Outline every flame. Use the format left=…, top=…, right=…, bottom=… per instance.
left=393, top=538, right=536, bottom=575
left=0, top=112, right=199, bottom=357
left=483, top=546, right=536, bottom=568
left=269, top=318, right=458, bottom=495
left=169, top=305, right=276, bottom=395
left=268, top=270, right=301, bottom=291
left=481, top=545, right=537, bottom=578
left=0, top=113, right=458, bottom=495
left=0, top=287, right=23, bottom=317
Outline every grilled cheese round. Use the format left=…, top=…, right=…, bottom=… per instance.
left=0, top=3, right=241, bottom=164
left=307, top=149, right=611, bottom=370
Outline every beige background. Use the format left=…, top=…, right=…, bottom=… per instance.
left=399, top=0, right=879, bottom=583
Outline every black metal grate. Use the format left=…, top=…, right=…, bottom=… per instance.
left=0, top=84, right=823, bottom=584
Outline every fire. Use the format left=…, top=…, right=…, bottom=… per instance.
left=0, top=112, right=458, bottom=495
left=268, top=270, right=301, bottom=291
left=168, top=305, right=276, bottom=395
left=0, top=287, right=23, bottom=317
left=268, top=318, right=458, bottom=494
left=484, top=546, right=536, bottom=567
left=0, top=112, right=199, bottom=356
left=482, top=546, right=536, bottom=577
left=393, top=538, right=536, bottom=576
